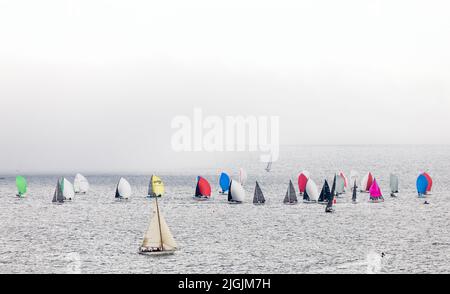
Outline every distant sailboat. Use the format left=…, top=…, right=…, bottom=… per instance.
left=219, top=172, right=231, bottom=194
left=52, top=178, right=65, bottom=204
left=193, top=176, right=212, bottom=201
left=284, top=180, right=298, bottom=205
left=304, top=178, right=319, bottom=203
left=147, top=175, right=164, bottom=198
left=318, top=180, right=331, bottom=204
left=239, top=168, right=248, bottom=186
left=369, top=178, right=384, bottom=203
left=325, top=192, right=335, bottom=213
left=416, top=174, right=428, bottom=198
left=253, top=181, right=265, bottom=205
left=339, top=172, right=348, bottom=189
left=422, top=172, right=433, bottom=195
left=361, top=172, right=374, bottom=193
left=330, top=174, right=337, bottom=197
left=350, top=170, right=359, bottom=189
left=115, top=177, right=131, bottom=200
left=74, top=173, right=89, bottom=194
left=352, top=180, right=358, bottom=203
left=265, top=161, right=273, bottom=172
left=139, top=199, right=177, bottom=256
left=335, top=175, right=345, bottom=196
left=390, top=174, right=399, bottom=197
left=16, top=176, right=27, bottom=198
left=61, top=178, right=75, bottom=201
left=297, top=171, right=310, bottom=196
left=228, top=180, right=245, bottom=204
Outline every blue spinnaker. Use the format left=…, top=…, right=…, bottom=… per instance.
left=219, top=173, right=231, bottom=193
left=416, top=174, right=428, bottom=196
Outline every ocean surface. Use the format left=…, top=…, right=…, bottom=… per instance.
left=1, top=145, right=449, bottom=274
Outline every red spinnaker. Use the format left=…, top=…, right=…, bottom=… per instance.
left=423, top=172, right=433, bottom=192
left=298, top=173, right=309, bottom=193
left=197, top=177, right=212, bottom=197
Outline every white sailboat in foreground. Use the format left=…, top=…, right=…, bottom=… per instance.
left=139, top=199, right=177, bottom=256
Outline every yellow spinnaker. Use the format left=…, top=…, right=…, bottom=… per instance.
left=151, top=175, right=165, bottom=197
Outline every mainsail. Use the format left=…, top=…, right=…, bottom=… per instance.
left=330, top=174, right=337, bottom=197
left=228, top=180, right=245, bottom=203
left=16, top=176, right=27, bottom=197
left=116, top=177, right=131, bottom=199
left=141, top=199, right=177, bottom=251
left=253, top=181, right=265, bottom=204
left=284, top=180, right=298, bottom=204
left=74, top=173, right=89, bottom=194
left=361, top=172, right=374, bottom=192
left=219, top=172, right=231, bottom=193
left=352, top=180, right=357, bottom=202
left=148, top=175, right=165, bottom=198
left=52, top=178, right=64, bottom=203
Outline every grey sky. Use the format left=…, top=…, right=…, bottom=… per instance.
left=1, top=0, right=450, bottom=173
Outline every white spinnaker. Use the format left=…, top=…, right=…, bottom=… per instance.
left=350, top=170, right=359, bottom=186
left=230, top=180, right=246, bottom=202
left=118, top=178, right=131, bottom=199
left=74, top=173, right=89, bottom=193
left=239, top=168, right=248, bottom=186
left=305, top=179, right=319, bottom=201
left=361, top=173, right=369, bottom=191
left=63, top=178, right=75, bottom=200
left=142, top=203, right=177, bottom=250
left=336, top=176, right=345, bottom=194
left=390, top=174, right=399, bottom=193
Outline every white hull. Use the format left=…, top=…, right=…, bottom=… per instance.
left=303, top=200, right=317, bottom=204
left=284, top=202, right=298, bottom=205
left=228, top=201, right=243, bottom=204
left=139, top=249, right=176, bottom=256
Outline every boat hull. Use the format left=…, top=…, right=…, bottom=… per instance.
left=192, top=196, right=210, bottom=201
left=138, top=250, right=176, bottom=256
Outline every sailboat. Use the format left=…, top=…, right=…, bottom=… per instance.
left=284, top=180, right=298, bottom=205
left=253, top=181, right=265, bottom=205
left=115, top=177, right=131, bottom=200
left=228, top=180, right=245, bottom=204
left=74, top=173, right=89, bottom=194
left=297, top=171, right=310, bottom=196
left=219, top=172, right=231, bottom=194
left=60, top=178, right=75, bottom=201
left=335, top=175, right=345, bottom=196
left=147, top=175, right=164, bottom=198
left=52, top=178, right=65, bottom=204
left=139, top=198, right=177, bottom=256
left=318, top=180, right=331, bottom=204
left=368, top=178, right=384, bottom=203
left=330, top=174, right=337, bottom=197
left=239, top=168, right=248, bottom=186
left=416, top=174, right=428, bottom=198
left=350, top=170, right=359, bottom=189
left=352, top=180, right=358, bottom=203
left=304, top=178, right=319, bottom=203
left=265, top=155, right=273, bottom=172
left=389, top=174, right=399, bottom=197
left=193, top=176, right=212, bottom=201
left=325, top=191, right=335, bottom=213
left=422, top=172, right=433, bottom=195
left=360, top=172, right=374, bottom=193
left=339, top=172, right=348, bottom=189
left=16, top=176, right=27, bottom=198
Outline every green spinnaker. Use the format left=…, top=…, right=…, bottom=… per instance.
left=16, top=176, right=27, bottom=197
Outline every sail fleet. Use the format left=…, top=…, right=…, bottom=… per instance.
left=7, top=169, right=436, bottom=257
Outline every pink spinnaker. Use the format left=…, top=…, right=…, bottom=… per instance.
left=369, top=179, right=382, bottom=198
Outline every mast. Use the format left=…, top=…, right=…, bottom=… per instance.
left=155, top=198, right=163, bottom=250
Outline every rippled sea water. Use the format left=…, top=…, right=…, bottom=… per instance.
left=1, top=145, right=449, bottom=274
